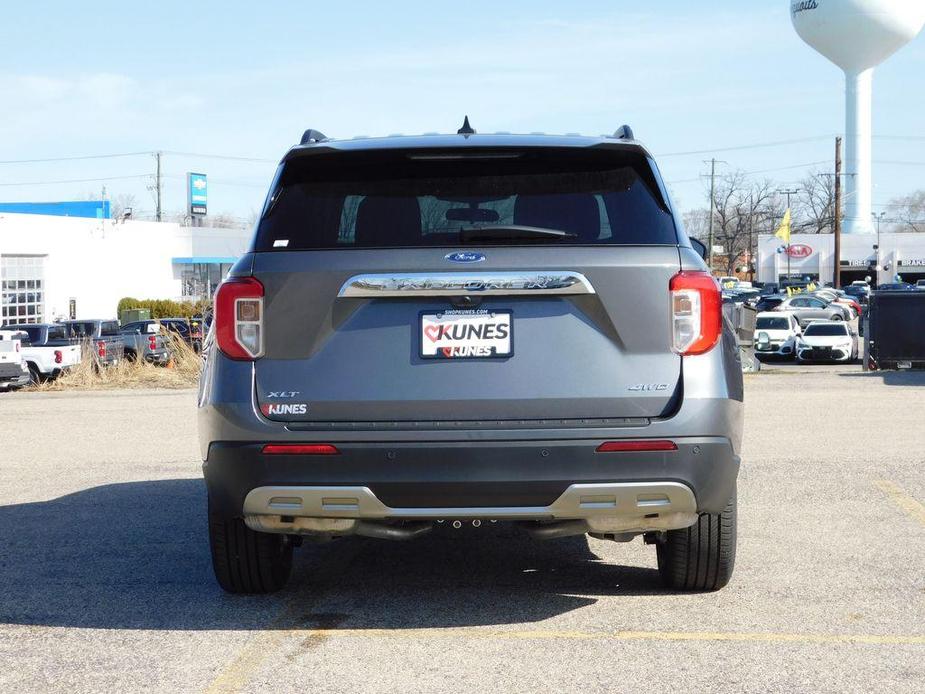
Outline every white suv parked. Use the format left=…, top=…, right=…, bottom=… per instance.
left=754, top=312, right=801, bottom=359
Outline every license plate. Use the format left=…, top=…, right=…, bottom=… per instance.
left=420, top=310, right=513, bottom=359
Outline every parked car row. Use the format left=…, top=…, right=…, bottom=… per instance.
left=754, top=312, right=859, bottom=364
left=0, top=315, right=206, bottom=390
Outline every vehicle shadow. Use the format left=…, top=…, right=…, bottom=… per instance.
left=838, top=370, right=925, bottom=386
left=0, top=479, right=668, bottom=632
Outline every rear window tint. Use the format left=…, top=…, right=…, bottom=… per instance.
left=255, top=147, right=677, bottom=250
left=803, top=324, right=848, bottom=336
left=756, top=317, right=789, bottom=330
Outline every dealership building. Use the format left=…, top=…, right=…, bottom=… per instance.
left=756, top=232, right=925, bottom=287
left=0, top=203, right=251, bottom=325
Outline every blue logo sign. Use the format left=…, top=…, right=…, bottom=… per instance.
left=188, top=172, right=208, bottom=216
left=445, top=251, right=485, bottom=264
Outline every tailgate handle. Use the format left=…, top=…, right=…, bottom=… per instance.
left=337, top=272, right=596, bottom=298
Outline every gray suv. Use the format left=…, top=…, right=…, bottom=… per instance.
left=198, top=125, right=743, bottom=594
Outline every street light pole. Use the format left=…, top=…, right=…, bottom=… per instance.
left=778, top=188, right=800, bottom=281
left=872, top=211, right=886, bottom=285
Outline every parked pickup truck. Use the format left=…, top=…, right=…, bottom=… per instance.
left=0, top=331, right=31, bottom=391
left=59, top=319, right=126, bottom=367
left=2, top=323, right=82, bottom=382
left=118, top=321, right=172, bottom=364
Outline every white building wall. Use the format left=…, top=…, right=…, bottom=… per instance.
left=0, top=213, right=250, bottom=321
left=757, top=232, right=925, bottom=286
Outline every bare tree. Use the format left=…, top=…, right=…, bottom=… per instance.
left=682, top=208, right=710, bottom=242
left=111, top=193, right=138, bottom=220
left=205, top=214, right=249, bottom=229
left=709, top=172, right=780, bottom=275
left=795, top=171, right=836, bottom=234
left=885, top=190, right=925, bottom=233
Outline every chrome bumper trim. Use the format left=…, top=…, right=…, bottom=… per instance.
left=243, top=481, right=698, bottom=534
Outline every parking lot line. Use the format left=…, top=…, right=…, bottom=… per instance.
left=875, top=480, right=925, bottom=527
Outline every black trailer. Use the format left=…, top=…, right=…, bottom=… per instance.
left=866, top=291, right=925, bottom=370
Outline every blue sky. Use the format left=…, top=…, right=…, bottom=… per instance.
left=2, top=0, right=923, bottom=221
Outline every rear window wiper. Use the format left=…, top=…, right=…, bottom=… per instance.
left=458, top=225, right=578, bottom=243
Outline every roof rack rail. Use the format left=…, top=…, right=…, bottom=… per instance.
left=613, top=125, right=635, bottom=140
left=300, top=129, right=328, bottom=145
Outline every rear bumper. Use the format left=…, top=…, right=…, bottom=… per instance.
left=204, top=437, right=739, bottom=520
left=144, top=349, right=171, bottom=364
left=0, top=372, right=29, bottom=389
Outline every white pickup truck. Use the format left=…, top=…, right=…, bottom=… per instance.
left=0, top=324, right=81, bottom=383
left=0, top=332, right=30, bottom=391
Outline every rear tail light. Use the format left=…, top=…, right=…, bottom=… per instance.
left=54, top=350, right=63, bottom=364
left=670, top=271, right=722, bottom=355
left=215, top=277, right=264, bottom=360
left=148, top=335, right=158, bottom=351
left=97, top=341, right=106, bottom=359
left=262, top=444, right=339, bottom=455
left=596, top=440, right=678, bottom=453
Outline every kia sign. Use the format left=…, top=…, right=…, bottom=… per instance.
left=187, top=172, right=208, bottom=217
left=786, top=244, right=813, bottom=259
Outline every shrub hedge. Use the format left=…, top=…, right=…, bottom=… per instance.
left=117, top=297, right=212, bottom=319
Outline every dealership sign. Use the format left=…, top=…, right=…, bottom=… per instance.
left=785, top=244, right=813, bottom=259
left=899, top=259, right=925, bottom=267
left=187, top=172, right=208, bottom=217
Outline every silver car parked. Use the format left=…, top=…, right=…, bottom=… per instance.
left=776, top=295, right=850, bottom=325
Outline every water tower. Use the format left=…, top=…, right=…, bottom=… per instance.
left=791, top=0, right=925, bottom=233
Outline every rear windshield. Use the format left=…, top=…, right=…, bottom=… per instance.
left=804, top=324, right=848, bottom=337
left=47, top=325, right=66, bottom=341
left=64, top=322, right=96, bottom=338
left=8, top=326, right=40, bottom=342
left=101, top=321, right=120, bottom=336
left=255, top=147, right=677, bottom=250
left=756, top=317, right=789, bottom=330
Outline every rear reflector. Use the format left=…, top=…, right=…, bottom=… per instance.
left=596, top=440, right=678, bottom=453
left=262, top=444, right=340, bottom=456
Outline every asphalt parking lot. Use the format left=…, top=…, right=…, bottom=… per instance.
left=1, top=371, right=924, bottom=693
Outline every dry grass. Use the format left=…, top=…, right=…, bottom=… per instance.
left=33, top=334, right=202, bottom=391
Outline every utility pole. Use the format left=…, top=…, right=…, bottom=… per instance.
left=155, top=151, right=163, bottom=222
left=748, top=192, right=755, bottom=283
left=700, top=158, right=726, bottom=274
left=707, top=158, right=717, bottom=274
left=708, top=158, right=716, bottom=274
left=833, top=136, right=843, bottom=288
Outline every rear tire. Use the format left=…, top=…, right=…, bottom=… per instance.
left=27, top=364, right=42, bottom=385
left=209, top=512, right=293, bottom=594
left=657, top=491, right=736, bottom=591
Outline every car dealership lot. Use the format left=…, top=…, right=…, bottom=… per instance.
left=1, top=374, right=923, bottom=693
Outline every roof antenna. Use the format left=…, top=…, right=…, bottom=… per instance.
left=457, top=115, right=476, bottom=136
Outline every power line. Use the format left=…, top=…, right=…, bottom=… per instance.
left=658, top=135, right=832, bottom=158
left=0, top=174, right=151, bottom=187
left=162, top=173, right=269, bottom=188
left=162, top=150, right=277, bottom=164
left=665, top=160, right=831, bottom=187
left=0, top=152, right=152, bottom=165
left=0, top=150, right=277, bottom=165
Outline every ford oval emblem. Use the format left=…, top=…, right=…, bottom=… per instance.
left=445, top=251, right=485, bottom=264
